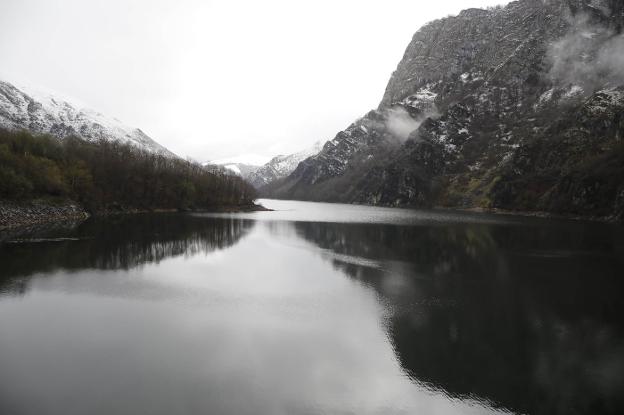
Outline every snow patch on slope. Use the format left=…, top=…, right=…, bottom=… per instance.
left=0, top=80, right=175, bottom=157
left=400, top=86, right=438, bottom=111
left=248, top=141, right=324, bottom=188
left=209, top=154, right=271, bottom=166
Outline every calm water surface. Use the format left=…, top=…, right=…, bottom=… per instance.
left=1, top=199, right=623, bottom=415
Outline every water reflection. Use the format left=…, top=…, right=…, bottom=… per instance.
left=0, top=205, right=623, bottom=415
left=293, top=221, right=624, bottom=414
left=2, top=214, right=500, bottom=415
left=0, top=214, right=254, bottom=296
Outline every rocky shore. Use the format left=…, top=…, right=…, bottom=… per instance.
left=0, top=200, right=271, bottom=231
left=0, top=200, right=90, bottom=230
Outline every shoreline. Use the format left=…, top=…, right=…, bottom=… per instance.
left=447, top=206, right=622, bottom=224
left=2, top=198, right=619, bottom=232
left=92, top=203, right=271, bottom=216
left=0, top=200, right=271, bottom=231
left=259, top=197, right=622, bottom=224
left=0, top=200, right=90, bottom=231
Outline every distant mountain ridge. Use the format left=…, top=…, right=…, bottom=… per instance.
left=0, top=80, right=176, bottom=157
left=265, top=0, right=624, bottom=220
left=249, top=141, right=323, bottom=189
left=205, top=142, right=325, bottom=189
left=211, top=162, right=260, bottom=178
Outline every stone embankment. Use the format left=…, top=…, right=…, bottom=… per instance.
left=0, top=201, right=89, bottom=230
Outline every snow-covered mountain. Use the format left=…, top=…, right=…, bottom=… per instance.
left=248, top=141, right=323, bottom=189
left=203, top=144, right=324, bottom=188
left=265, top=0, right=624, bottom=220
left=213, top=162, right=260, bottom=177
left=203, top=155, right=262, bottom=178
left=210, top=154, right=272, bottom=166
left=203, top=154, right=273, bottom=178
left=0, top=80, right=176, bottom=157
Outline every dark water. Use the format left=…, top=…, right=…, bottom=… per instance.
left=1, top=199, right=623, bottom=415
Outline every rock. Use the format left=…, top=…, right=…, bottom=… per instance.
left=251, top=141, right=323, bottom=189
left=266, top=0, right=624, bottom=221
left=0, top=200, right=90, bottom=230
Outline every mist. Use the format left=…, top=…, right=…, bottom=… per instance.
left=547, top=13, right=624, bottom=91
left=384, top=107, right=424, bottom=142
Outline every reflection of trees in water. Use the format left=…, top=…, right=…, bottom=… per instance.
left=295, top=221, right=624, bottom=415
left=0, top=214, right=253, bottom=295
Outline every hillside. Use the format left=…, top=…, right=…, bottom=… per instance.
left=0, top=129, right=256, bottom=224
left=264, top=0, right=624, bottom=220
left=0, top=80, right=176, bottom=157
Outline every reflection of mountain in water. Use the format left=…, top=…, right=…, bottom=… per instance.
left=295, top=221, right=624, bottom=415
left=0, top=215, right=253, bottom=295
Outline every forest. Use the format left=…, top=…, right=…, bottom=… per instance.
left=0, top=129, right=256, bottom=212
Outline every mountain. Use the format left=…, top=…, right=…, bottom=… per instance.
left=0, top=80, right=176, bottom=157
left=208, top=162, right=260, bottom=178
left=265, top=0, right=624, bottom=220
left=204, top=154, right=273, bottom=179
left=250, top=141, right=323, bottom=189
left=204, top=143, right=325, bottom=189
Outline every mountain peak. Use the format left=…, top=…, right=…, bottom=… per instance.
left=0, top=80, right=176, bottom=157
left=247, top=141, right=324, bottom=189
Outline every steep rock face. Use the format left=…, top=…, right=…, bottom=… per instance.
left=249, top=141, right=323, bottom=189
left=268, top=0, right=624, bottom=220
left=263, top=94, right=438, bottom=200
left=0, top=80, right=176, bottom=157
left=491, top=87, right=624, bottom=217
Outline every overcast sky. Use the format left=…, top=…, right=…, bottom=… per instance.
left=0, top=0, right=510, bottom=162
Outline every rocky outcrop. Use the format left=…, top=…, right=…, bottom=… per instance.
left=266, top=0, right=624, bottom=220
left=0, top=200, right=89, bottom=230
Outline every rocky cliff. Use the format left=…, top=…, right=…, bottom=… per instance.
left=265, top=0, right=624, bottom=220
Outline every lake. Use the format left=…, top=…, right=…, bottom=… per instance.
left=1, top=199, right=623, bottom=415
